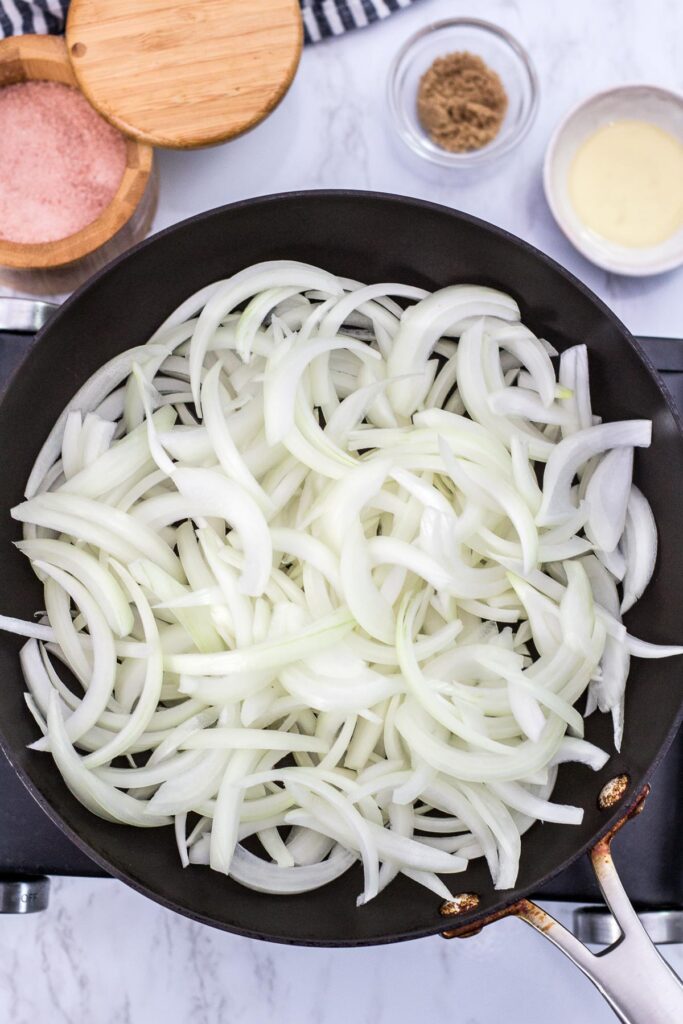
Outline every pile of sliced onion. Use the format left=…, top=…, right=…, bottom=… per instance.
left=2, top=260, right=681, bottom=907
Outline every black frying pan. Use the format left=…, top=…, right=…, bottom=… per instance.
left=0, top=192, right=681, bottom=1020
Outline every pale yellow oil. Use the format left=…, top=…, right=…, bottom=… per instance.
left=568, top=119, right=683, bottom=247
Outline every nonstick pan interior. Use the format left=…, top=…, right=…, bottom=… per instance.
left=0, top=191, right=681, bottom=945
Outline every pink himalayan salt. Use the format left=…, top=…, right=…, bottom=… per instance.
left=0, top=80, right=127, bottom=245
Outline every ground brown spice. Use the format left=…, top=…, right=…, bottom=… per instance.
left=417, top=51, right=508, bottom=153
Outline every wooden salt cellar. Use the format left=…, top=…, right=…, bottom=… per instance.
left=66, top=0, right=303, bottom=149
left=0, top=34, right=155, bottom=295
left=0, top=0, right=303, bottom=294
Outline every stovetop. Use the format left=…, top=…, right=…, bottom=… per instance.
left=0, top=319, right=681, bottom=930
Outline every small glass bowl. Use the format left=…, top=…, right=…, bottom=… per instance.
left=388, top=18, right=539, bottom=168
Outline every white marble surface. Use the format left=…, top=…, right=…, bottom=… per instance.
left=150, top=0, right=683, bottom=338
left=2, top=1, right=683, bottom=1021
left=0, top=879, right=681, bottom=1024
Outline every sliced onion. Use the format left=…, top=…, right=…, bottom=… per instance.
left=1, top=263, right=678, bottom=912
left=585, top=446, right=633, bottom=552
left=537, top=422, right=651, bottom=526
left=621, top=485, right=658, bottom=613
left=227, top=843, right=356, bottom=893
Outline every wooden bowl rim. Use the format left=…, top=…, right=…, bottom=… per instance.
left=0, top=34, right=154, bottom=269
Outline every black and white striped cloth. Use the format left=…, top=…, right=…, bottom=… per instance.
left=301, top=0, right=415, bottom=42
left=0, top=1, right=67, bottom=36
left=0, top=0, right=417, bottom=45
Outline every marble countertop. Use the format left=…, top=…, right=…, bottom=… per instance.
left=2, top=1, right=683, bottom=1021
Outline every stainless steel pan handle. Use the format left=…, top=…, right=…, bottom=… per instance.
left=443, top=788, right=683, bottom=1024
left=0, top=297, right=58, bottom=333
left=516, top=845, right=683, bottom=1024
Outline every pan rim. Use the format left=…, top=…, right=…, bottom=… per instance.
left=0, top=188, right=681, bottom=946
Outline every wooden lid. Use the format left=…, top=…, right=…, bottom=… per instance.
left=65, top=0, right=303, bottom=149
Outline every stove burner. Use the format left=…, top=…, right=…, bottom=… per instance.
left=0, top=303, right=680, bottom=936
